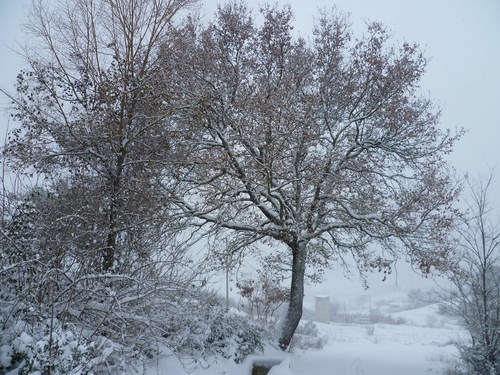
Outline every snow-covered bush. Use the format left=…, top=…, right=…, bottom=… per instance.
left=0, top=184, right=269, bottom=373
left=165, top=305, right=265, bottom=364
left=458, top=345, right=500, bottom=375
left=0, top=220, right=221, bottom=373
left=0, top=318, right=108, bottom=375
left=206, top=311, right=264, bottom=363
left=289, top=334, right=327, bottom=352
left=290, top=321, right=327, bottom=352
left=295, top=320, right=319, bottom=337
left=442, top=361, right=469, bottom=375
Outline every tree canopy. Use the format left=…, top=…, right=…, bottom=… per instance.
left=168, top=3, right=462, bottom=348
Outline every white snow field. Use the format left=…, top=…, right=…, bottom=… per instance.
left=146, top=303, right=466, bottom=375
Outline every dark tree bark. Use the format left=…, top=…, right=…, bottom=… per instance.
left=279, top=241, right=307, bottom=350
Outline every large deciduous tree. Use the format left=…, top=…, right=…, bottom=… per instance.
left=171, top=3, right=461, bottom=349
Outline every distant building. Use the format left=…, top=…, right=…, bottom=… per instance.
left=315, top=295, right=331, bottom=323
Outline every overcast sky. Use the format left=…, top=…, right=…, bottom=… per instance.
left=2, top=0, right=499, bottom=176
left=1, top=0, right=499, bottom=301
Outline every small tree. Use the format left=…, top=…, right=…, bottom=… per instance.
left=171, top=3, right=462, bottom=349
left=441, top=172, right=500, bottom=374
left=236, top=269, right=289, bottom=323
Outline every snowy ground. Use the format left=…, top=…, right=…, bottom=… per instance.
left=147, top=303, right=466, bottom=375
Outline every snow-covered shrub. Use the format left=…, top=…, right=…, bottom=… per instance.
left=206, top=311, right=264, bottom=363
left=290, top=321, right=327, bottom=352
left=0, top=222, right=222, bottom=374
left=165, top=305, right=265, bottom=364
left=295, top=320, right=319, bottom=337
left=1, top=287, right=265, bottom=374
left=0, top=318, right=109, bottom=375
left=458, top=345, right=500, bottom=375
left=442, top=361, right=469, bottom=375
left=289, top=334, right=327, bottom=352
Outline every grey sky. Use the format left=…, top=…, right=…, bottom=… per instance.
left=1, top=0, right=499, bottom=298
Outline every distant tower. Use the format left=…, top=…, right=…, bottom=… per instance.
left=315, top=295, right=331, bottom=323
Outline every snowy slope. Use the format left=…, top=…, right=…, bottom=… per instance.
left=288, top=322, right=459, bottom=375
left=146, top=304, right=464, bottom=375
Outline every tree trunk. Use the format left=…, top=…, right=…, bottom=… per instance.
left=279, top=241, right=307, bottom=350
left=103, top=171, right=121, bottom=271
left=103, top=230, right=116, bottom=271
left=103, top=152, right=124, bottom=271
left=103, top=192, right=118, bottom=271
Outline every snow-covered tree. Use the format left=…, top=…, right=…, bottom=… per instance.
left=170, top=3, right=462, bottom=349
left=441, top=172, right=500, bottom=374
left=3, top=0, right=197, bottom=271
